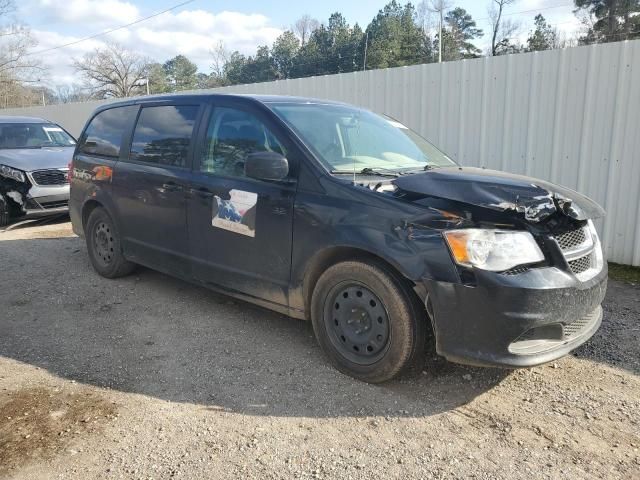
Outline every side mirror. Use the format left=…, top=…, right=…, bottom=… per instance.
left=245, top=151, right=289, bottom=181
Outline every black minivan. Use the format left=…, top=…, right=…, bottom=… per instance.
left=70, top=94, right=607, bottom=383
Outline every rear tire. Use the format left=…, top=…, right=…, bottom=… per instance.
left=0, top=194, right=10, bottom=227
left=310, top=260, right=426, bottom=383
left=85, top=207, right=135, bottom=278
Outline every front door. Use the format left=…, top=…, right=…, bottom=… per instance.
left=112, top=102, right=200, bottom=277
left=187, top=101, right=297, bottom=308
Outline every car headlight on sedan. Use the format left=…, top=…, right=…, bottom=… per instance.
left=443, top=229, right=545, bottom=272
left=0, top=164, right=26, bottom=183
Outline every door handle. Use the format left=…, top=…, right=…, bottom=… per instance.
left=189, top=187, right=214, bottom=198
left=162, top=182, right=183, bottom=192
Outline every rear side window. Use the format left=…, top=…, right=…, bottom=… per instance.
left=129, top=105, right=199, bottom=168
left=78, top=105, right=136, bottom=157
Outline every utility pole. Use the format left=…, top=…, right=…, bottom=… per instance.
left=438, top=8, right=443, bottom=63
left=363, top=31, right=369, bottom=71
left=428, top=0, right=450, bottom=63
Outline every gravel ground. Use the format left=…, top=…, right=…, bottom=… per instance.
left=0, top=221, right=639, bottom=480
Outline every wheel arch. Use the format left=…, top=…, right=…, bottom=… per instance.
left=301, top=245, right=428, bottom=322
left=81, top=199, right=104, bottom=232
left=80, top=190, right=121, bottom=235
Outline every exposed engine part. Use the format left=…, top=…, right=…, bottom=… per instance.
left=0, top=175, right=30, bottom=220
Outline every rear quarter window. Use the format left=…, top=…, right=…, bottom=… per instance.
left=78, top=105, right=137, bottom=158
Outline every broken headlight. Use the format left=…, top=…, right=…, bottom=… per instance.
left=443, top=229, right=545, bottom=272
left=0, top=164, right=26, bottom=183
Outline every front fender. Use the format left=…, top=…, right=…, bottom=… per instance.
left=289, top=189, right=460, bottom=316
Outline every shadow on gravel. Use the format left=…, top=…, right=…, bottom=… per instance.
left=17, top=237, right=640, bottom=413
left=0, top=236, right=515, bottom=419
left=0, top=213, right=70, bottom=233
left=572, top=280, right=640, bottom=376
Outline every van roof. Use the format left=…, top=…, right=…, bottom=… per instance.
left=96, top=93, right=350, bottom=111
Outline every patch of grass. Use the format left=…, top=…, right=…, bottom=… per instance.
left=608, top=262, right=640, bottom=284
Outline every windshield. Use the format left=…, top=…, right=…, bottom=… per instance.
left=270, top=103, right=456, bottom=173
left=0, top=123, right=76, bottom=149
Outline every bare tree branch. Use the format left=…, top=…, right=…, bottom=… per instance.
left=0, top=0, right=47, bottom=106
left=72, top=43, right=151, bottom=99
left=210, top=40, right=229, bottom=80
left=292, top=14, right=320, bottom=46
left=488, top=0, right=519, bottom=56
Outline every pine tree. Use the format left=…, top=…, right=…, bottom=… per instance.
left=574, top=0, right=640, bottom=44
left=365, top=1, right=426, bottom=69
left=526, top=14, right=559, bottom=51
left=163, top=55, right=198, bottom=92
left=442, top=7, right=483, bottom=61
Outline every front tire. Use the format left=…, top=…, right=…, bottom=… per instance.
left=85, top=207, right=135, bottom=278
left=311, top=261, right=426, bottom=383
left=0, top=194, right=10, bottom=227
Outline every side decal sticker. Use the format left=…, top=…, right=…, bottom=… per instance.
left=212, top=189, right=257, bottom=237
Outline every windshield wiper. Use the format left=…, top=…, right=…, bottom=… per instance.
left=330, top=167, right=399, bottom=177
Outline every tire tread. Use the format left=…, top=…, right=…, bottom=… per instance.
left=310, top=260, right=425, bottom=383
left=85, top=207, right=135, bottom=278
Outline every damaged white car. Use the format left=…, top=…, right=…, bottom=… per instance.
left=0, top=116, right=75, bottom=226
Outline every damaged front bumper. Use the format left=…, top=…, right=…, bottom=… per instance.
left=425, top=264, right=607, bottom=368
left=1, top=181, right=69, bottom=219
left=22, top=184, right=70, bottom=216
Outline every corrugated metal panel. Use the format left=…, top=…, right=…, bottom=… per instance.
left=2, top=40, right=639, bottom=265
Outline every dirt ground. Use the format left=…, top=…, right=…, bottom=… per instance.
left=0, top=220, right=638, bottom=480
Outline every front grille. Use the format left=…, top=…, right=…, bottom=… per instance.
left=555, top=227, right=588, bottom=252
left=31, top=169, right=68, bottom=186
left=508, top=306, right=602, bottom=355
left=568, top=252, right=593, bottom=275
left=502, top=265, right=530, bottom=276
left=562, top=307, right=601, bottom=338
left=553, top=226, right=599, bottom=279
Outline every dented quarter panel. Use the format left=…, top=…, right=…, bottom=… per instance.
left=69, top=153, right=121, bottom=237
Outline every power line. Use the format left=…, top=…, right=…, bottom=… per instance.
left=24, top=0, right=197, bottom=57
left=475, top=2, right=575, bottom=24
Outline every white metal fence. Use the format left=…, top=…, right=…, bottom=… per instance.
left=2, top=39, right=640, bottom=265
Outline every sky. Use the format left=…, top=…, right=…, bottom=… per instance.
left=16, top=0, right=584, bottom=89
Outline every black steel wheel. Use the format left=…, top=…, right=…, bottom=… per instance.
left=93, top=220, right=115, bottom=267
left=311, top=260, right=426, bottom=383
left=85, top=207, right=135, bottom=278
left=324, top=283, right=391, bottom=365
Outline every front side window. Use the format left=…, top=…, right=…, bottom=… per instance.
left=270, top=103, right=456, bottom=173
left=78, top=106, right=136, bottom=157
left=200, top=107, right=285, bottom=179
left=0, top=123, right=75, bottom=149
left=130, top=105, right=199, bottom=168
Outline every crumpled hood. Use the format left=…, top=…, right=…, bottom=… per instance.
left=392, top=166, right=605, bottom=222
left=0, top=147, right=74, bottom=172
